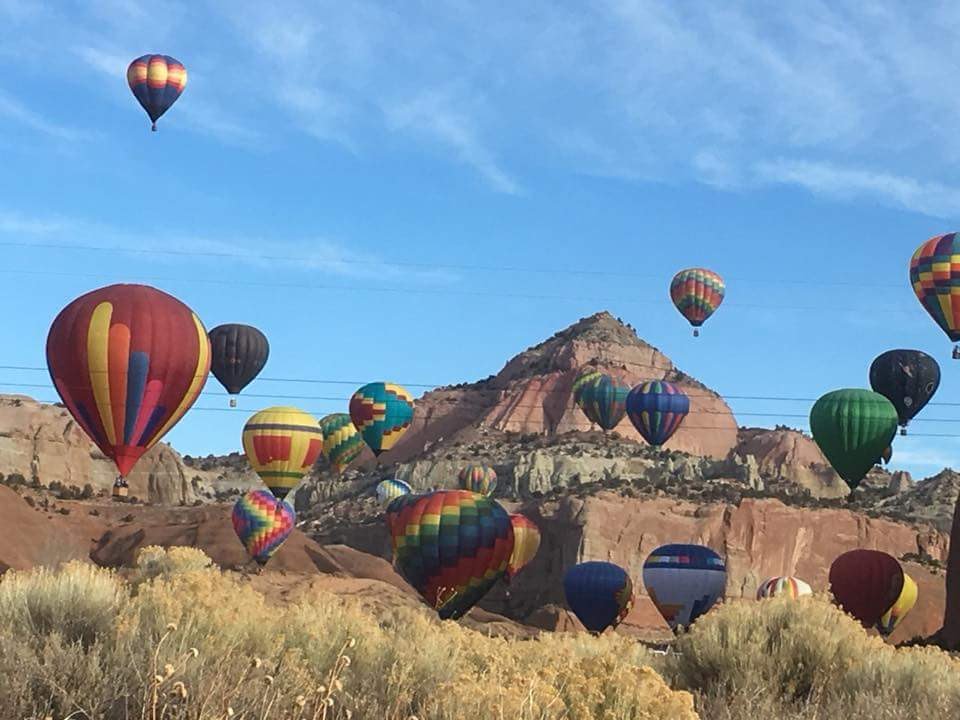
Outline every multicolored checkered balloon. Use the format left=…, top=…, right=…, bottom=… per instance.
left=385, top=490, right=514, bottom=620
left=319, top=413, right=365, bottom=473
left=349, top=382, right=414, bottom=456
left=232, top=489, right=296, bottom=566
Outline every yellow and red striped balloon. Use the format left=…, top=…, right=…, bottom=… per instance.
left=242, top=406, right=323, bottom=501
left=507, top=514, right=541, bottom=579
left=126, top=54, right=187, bottom=131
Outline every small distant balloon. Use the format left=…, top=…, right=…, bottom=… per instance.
left=626, top=381, right=690, bottom=447
left=507, top=514, right=541, bottom=580
left=670, top=268, right=725, bottom=337
left=757, top=576, right=812, bottom=600
left=643, top=544, right=726, bottom=632
left=376, top=478, right=412, bottom=507
left=319, top=413, right=365, bottom=474
left=459, top=464, right=497, bottom=496
left=572, top=369, right=629, bottom=431
left=563, top=561, right=634, bottom=634
left=349, top=382, right=414, bottom=457
left=126, top=54, right=187, bottom=131
left=231, top=489, right=295, bottom=567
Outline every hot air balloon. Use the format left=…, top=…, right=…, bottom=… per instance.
left=563, top=561, right=634, bottom=634
left=242, top=406, right=323, bottom=500
left=46, top=284, right=210, bottom=480
left=319, top=413, right=364, bottom=474
left=643, top=544, right=726, bottom=632
left=829, top=549, right=905, bottom=628
left=231, top=489, right=295, bottom=567
left=809, top=389, right=898, bottom=492
left=385, top=490, right=513, bottom=620
left=756, top=576, right=812, bottom=600
left=208, top=324, right=269, bottom=407
left=376, top=478, right=412, bottom=506
left=670, top=268, right=725, bottom=336
left=126, top=54, right=187, bottom=131
left=507, top=514, right=541, bottom=580
left=573, top=370, right=629, bottom=431
left=877, top=572, right=918, bottom=637
left=349, top=382, right=414, bottom=457
left=572, top=368, right=602, bottom=406
left=869, top=350, right=940, bottom=435
left=626, top=381, right=689, bottom=447
left=910, top=233, right=960, bottom=358
left=459, top=464, right=497, bottom=496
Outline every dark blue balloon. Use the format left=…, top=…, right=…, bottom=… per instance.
left=626, top=380, right=690, bottom=447
left=563, top=561, right=634, bottom=633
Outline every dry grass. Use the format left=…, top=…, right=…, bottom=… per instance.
left=0, top=547, right=695, bottom=719
left=662, top=593, right=960, bottom=719
left=3, top=552, right=960, bottom=719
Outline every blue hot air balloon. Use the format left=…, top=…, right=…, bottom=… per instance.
left=563, top=561, right=634, bottom=634
left=626, top=381, right=690, bottom=447
left=643, top=543, right=726, bottom=631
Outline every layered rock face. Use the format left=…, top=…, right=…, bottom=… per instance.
left=373, top=311, right=739, bottom=466
left=0, top=396, right=199, bottom=504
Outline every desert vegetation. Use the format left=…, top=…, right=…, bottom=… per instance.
left=0, top=548, right=958, bottom=719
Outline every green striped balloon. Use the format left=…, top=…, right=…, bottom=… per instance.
left=809, top=389, right=898, bottom=491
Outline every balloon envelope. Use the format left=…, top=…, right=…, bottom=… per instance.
left=385, top=490, right=513, bottom=620
left=376, top=478, right=412, bottom=506
left=242, top=406, right=323, bottom=500
left=349, top=382, right=414, bottom=456
left=563, top=561, right=634, bottom=634
left=208, top=324, right=269, bottom=395
left=829, top=549, right=904, bottom=628
left=877, top=572, right=918, bottom=637
left=126, top=54, right=187, bottom=130
left=458, top=464, right=497, bottom=496
left=626, top=381, right=690, bottom=447
left=573, top=370, right=629, bottom=430
left=507, top=514, right=541, bottom=579
left=46, top=283, right=211, bottom=478
left=910, top=233, right=960, bottom=343
left=319, top=413, right=364, bottom=473
left=643, top=544, right=726, bottom=631
left=809, top=389, right=898, bottom=490
left=869, top=349, right=940, bottom=428
left=670, top=268, right=725, bottom=330
left=231, top=489, right=295, bottom=566
left=757, top=576, right=812, bottom=600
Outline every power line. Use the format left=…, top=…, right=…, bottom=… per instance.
left=0, top=267, right=922, bottom=314
left=0, top=240, right=907, bottom=290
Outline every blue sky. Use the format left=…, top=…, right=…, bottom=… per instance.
left=2, top=0, right=960, bottom=480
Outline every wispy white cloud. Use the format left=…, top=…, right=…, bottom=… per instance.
left=0, top=89, right=86, bottom=141
left=755, top=159, right=960, bottom=219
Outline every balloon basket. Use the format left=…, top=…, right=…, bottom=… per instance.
left=229, top=397, right=237, bottom=408
left=953, top=346, right=960, bottom=360
left=693, top=328, right=700, bottom=337
left=900, top=428, right=907, bottom=436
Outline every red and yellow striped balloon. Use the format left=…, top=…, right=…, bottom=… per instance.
left=242, top=407, right=323, bottom=500
left=46, top=284, right=210, bottom=478
left=507, top=514, right=541, bottom=579
left=127, top=54, right=188, bottom=131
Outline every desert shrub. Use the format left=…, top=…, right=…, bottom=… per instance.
left=0, top=547, right=695, bottom=720
left=664, top=594, right=960, bottom=718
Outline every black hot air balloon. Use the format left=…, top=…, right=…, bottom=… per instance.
left=868, top=349, right=940, bottom=435
left=208, top=324, right=269, bottom=406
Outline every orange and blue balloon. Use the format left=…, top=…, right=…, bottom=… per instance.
left=626, top=381, right=689, bottom=447
left=46, top=284, right=211, bottom=479
left=670, top=268, right=725, bottom=336
left=385, top=490, right=514, bottom=620
left=643, top=544, right=726, bottom=631
left=232, top=489, right=295, bottom=566
left=563, top=561, right=634, bottom=634
left=127, top=54, right=187, bottom=131
left=349, top=382, right=414, bottom=456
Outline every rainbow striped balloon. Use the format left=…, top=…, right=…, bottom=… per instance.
left=756, top=576, right=812, bottom=600
left=626, top=380, right=690, bottom=447
left=231, top=489, right=295, bottom=566
left=458, top=464, right=497, bottom=496
left=386, top=490, right=513, bottom=620
left=126, top=54, right=187, bottom=131
left=670, top=268, right=725, bottom=336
